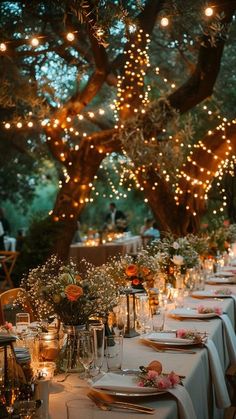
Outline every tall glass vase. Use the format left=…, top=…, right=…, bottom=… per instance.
left=59, top=325, right=86, bottom=373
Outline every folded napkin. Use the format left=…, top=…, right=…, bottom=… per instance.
left=220, top=314, right=236, bottom=365
left=168, top=384, right=197, bottom=419
left=204, top=339, right=230, bottom=408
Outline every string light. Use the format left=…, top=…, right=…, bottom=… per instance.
left=31, top=37, right=39, bottom=47
left=160, top=17, right=169, bottom=27
left=0, top=43, right=7, bottom=52
left=66, top=32, right=75, bottom=42
left=204, top=7, right=214, bottom=16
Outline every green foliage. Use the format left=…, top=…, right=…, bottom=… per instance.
left=14, top=216, right=66, bottom=282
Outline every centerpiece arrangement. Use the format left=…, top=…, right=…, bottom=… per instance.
left=148, top=233, right=207, bottom=289
left=19, top=255, right=120, bottom=371
left=104, top=251, right=159, bottom=291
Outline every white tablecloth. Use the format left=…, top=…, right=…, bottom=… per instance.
left=49, top=283, right=236, bottom=419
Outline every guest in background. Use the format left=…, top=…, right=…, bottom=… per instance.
left=140, top=218, right=153, bottom=236
left=72, top=220, right=82, bottom=243
left=104, top=202, right=127, bottom=232
left=0, top=207, right=16, bottom=251
left=142, top=221, right=160, bottom=247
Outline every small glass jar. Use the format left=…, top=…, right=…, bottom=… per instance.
left=39, top=331, right=59, bottom=362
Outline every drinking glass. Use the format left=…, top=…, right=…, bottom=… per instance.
left=152, top=307, right=165, bottom=332
left=66, top=398, right=94, bottom=419
left=89, top=323, right=104, bottom=374
left=105, top=335, right=123, bottom=372
left=16, top=313, right=30, bottom=334
left=77, top=332, right=94, bottom=379
left=136, top=294, right=150, bottom=333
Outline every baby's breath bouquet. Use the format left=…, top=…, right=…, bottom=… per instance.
left=20, top=255, right=119, bottom=325
left=149, top=234, right=201, bottom=274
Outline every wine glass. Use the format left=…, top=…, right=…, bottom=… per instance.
left=136, top=294, right=151, bottom=334
left=77, top=332, right=94, bottom=380
left=89, top=324, right=104, bottom=375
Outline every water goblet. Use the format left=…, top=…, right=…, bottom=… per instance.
left=16, top=313, right=30, bottom=335
left=77, top=332, right=94, bottom=380
left=89, top=323, right=104, bottom=375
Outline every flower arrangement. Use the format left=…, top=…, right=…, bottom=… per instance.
left=149, top=234, right=202, bottom=274
left=176, top=328, right=207, bottom=344
left=197, top=305, right=222, bottom=315
left=137, top=366, right=180, bottom=390
left=103, top=251, right=158, bottom=290
left=19, top=255, right=119, bottom=325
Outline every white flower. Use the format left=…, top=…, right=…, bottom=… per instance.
left=172, top=242, right=180, bottom=250
left=172, top=255, right=184, bottom=265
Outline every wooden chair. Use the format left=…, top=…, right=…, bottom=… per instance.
left=0, top=250, right=19, bottom=289
left=0, top=287, right=35, bottom=325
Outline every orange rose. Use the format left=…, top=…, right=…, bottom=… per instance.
left=125, top=264, right=138, bottom=277
left=65, top=284, right=83, bottom=302
left=140, top=266, right=150, bottom=276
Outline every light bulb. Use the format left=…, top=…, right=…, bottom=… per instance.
left=31, top=37, right=39, bottom=47
left=205, top=7, right=213, bottom=16
left=160, top=17, right=169, bottom=27
left=66, top=32, right=75, bottom=42
left=0, top=42, right=7, bottom=52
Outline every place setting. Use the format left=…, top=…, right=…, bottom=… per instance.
left=87, top=359, right=197, bottom=419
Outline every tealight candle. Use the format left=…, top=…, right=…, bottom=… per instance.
left=37, top=362, right=56, bottom=380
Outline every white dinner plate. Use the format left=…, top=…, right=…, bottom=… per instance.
left=214, top=271, right=235, bottom=278
left=191, top=290, right=233, bottom=299
left=92, top=372, right=165, bottom=396
left=169, top=308, right=217, bottom=319
left=206, top=277, right=236, bottom=285
left=143, top=332, right=196, bottom=346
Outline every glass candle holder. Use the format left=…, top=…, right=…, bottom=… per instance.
left=37, top=362, right=56, bottom=380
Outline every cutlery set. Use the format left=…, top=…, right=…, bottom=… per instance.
left=87, top=390, right=155, bottom=414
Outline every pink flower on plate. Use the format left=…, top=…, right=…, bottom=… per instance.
left=137, top=381, right=145, bottom=387
left=214, top=306, right=223, bottom=315
left=147, top=370, right=159, bottom=380
left=168, top=371, right=181, bottom=386
left=156, top=376, right=172, bottom=390
left=176, top=328, right=187, bottom=338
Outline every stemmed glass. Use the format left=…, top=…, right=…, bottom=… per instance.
left=136, top=294, right=151, bottom=334
left=77, top=332, right=94, bottom=380
left=89, top=324, right=104, bottom=376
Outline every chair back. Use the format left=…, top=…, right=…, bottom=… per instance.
left=0, top=288, right=34, bottom=325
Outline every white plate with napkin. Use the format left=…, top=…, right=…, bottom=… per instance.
left=92, top=372, right=164, bottom=395
left=169, top=308, right=217, bottom=319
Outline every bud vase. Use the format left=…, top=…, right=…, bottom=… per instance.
left=59, top=324, right=86, bottom=373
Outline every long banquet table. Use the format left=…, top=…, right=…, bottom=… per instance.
left=49, top=282, right=236, bottom=419
left=69, top=235, right=142, bottom=266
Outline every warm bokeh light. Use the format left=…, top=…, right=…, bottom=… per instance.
left=31, top=37, right=39, bottom=47
left=0, top=42, right=7, bottom=52
left=66, top=32, right=75, bottom=42
left=205, top=7, right=214, bottom=16
left=160, top=17, right=169, bottom=27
